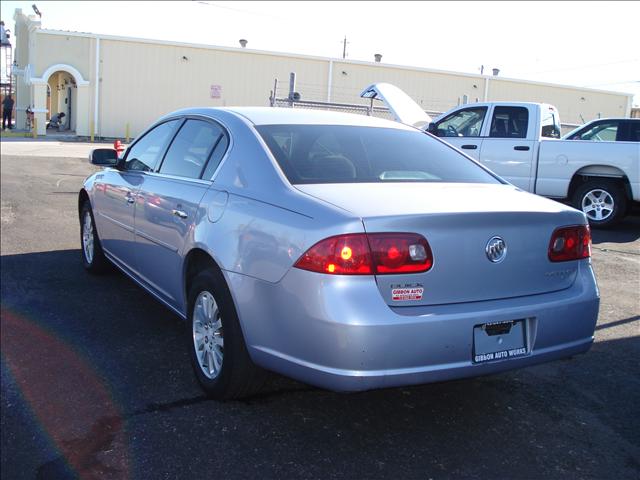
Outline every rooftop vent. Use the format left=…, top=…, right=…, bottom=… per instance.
left=374, top=53, right=382, bottom=63
left=492, top=68, right=500, bottom=76
left=239, top=39, right=248, bottom=48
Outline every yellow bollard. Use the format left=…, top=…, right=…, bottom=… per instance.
left=125, top=123, right=130, bottom=143
left=90, top=121, right=95, bottom=142
left=32, top=118, right=37, bottom=139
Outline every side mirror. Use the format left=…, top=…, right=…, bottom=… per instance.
left=427, top=123, right=438, bottom=135
left=89, top=148, right=119, bottom=166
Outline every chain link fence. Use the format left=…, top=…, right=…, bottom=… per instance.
left=269, top=77, right=583, bottom=133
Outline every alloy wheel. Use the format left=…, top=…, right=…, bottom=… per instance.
left=192, top=291, right=224, bottom=379
left=82, top=211, right=94, bottom=264
left=581, top=189, right=614, bottom=222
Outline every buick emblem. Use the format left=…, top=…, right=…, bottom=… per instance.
left=485, top=236, right=507, bottom=263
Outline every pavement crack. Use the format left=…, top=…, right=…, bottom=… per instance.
left=130, top=395, right=211, bottom=416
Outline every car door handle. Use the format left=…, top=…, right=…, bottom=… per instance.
left=461, top=144, right=478, bottom=150
left=514, top=146, right=530, bottom=151
left=126, top=193, right=135, bottom=204
left=172, top=209, right=188, bottom=219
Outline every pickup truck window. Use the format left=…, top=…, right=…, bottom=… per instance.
left=434, top=107, right=487, bottom=138
left=489, top=107, right=528, bottom=139
left=541, top=110, right=561, bottom=139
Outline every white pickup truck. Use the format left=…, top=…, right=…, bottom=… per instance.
left=362, top=83, right=640, bottom=227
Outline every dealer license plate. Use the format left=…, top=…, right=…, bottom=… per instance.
left=473, top=319, right=528, bottom=364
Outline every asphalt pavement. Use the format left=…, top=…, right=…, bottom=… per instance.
left=1, top=139, right=639, bottom=479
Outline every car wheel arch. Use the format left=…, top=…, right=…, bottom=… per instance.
left=183, top=248, right=237, bottom=317
left=182, top=248, right=256, bottom=357
left=567, top=171, right=631, bottom=201
left=78, top=189, right=90, bottom=221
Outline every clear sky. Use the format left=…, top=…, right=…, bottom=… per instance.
left=1, top=1, right=638, bottom=105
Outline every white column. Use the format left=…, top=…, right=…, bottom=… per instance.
left=327, top=60, right=333, bottom=102
left=94, top=37, right=100, bottom=136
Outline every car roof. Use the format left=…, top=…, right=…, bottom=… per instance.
left=580, top=117, right=639, bottom=123
left=168, top=106, right=414, bottom=129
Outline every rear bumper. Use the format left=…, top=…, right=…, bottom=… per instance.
left=227, top=261, right=599, bottom=392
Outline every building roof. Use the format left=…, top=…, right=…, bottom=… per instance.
left=31, top=25, right=633, bottom=100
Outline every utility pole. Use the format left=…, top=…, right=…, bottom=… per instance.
left=342, top=36, right=347, bottom=59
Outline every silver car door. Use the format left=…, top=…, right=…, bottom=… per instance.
left=93, top=119, right=181, bottom=273
left=92, top=169, right=142, bottom=270
left=133, top=118, right=229, bottom=310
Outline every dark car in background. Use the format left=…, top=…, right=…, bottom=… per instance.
left=564, top=118, right=640, bottom=142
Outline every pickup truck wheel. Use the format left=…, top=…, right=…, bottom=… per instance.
left=572, top=179, right=627, bottom=229
left=187, top=270, right=266, bottom=400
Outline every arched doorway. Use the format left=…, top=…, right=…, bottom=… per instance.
left=46, top=70, right=78, bottom=133
left=30, top=63, right=89, bottom=136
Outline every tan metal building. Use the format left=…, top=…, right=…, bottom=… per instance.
left=11, top=9, right=634, bottom=139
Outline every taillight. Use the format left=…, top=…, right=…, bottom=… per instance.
left=294, top=234, right=373, bottom=274
left=294, top=233, right=433, bottom=275
left=548, top=225, right=591, bottom=262
left=368, top=233, right=433, bottom=273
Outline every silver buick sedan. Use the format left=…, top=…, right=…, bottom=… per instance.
left=79, top=107, right=599, bottom=399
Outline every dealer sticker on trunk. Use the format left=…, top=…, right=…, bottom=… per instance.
left=391, top=287, right=424, bottom=301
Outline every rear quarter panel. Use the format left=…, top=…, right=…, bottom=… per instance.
left=183, top=109, right=365, bottom=284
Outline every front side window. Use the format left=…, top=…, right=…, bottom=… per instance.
left=572, top=121, right=619, bottom=142
left=489, top=107, right=529, bottom=139
left=159, top=119, right=225, bottom=179
left=125, top=120, right=180, bottom=172
left=434, top=107, right=487, bottom=137
left=257, top=125, right=501, bottom=185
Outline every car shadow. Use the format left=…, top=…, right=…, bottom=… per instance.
left=591, top=212, right=640, bottom=245
left=1, top=249, right=639, bottom=479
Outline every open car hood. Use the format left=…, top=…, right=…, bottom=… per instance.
left=360, top=83, right=432, bottom=129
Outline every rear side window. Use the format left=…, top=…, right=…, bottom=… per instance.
left=125, top=120, right=180, bottom=171
left=541, top=109, right=561, bottom=139
left=489, top=107, right=529, bottom=139
left=625, top=121, right=640, bottom=142
left=160, top=119, right=225, bottom=179
left=202, top=134, right=229, bottom=180
left=257, top=125, right=501, bottom=185
left=434, top=107, right=487, bottom=137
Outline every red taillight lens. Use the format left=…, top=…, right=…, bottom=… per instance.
left=368, top=233, right=433, bottom=273
left=294, top=233, right=433, bottom=275
left=294, top=234, right=373, bottom=274
left=548, top=225, right=591, bottom=262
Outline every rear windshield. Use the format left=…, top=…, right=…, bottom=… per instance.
left=256, top=125, right=501, bottom=185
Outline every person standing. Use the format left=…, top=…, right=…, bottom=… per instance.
left=2, top=94, right=14, bottom=130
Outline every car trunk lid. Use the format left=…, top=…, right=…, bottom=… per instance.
left=296, top=183, right=586, bottom=306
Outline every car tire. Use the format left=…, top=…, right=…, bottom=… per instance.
left=572, top=179, right=627, bottom=229
left=80, top=201, right=110, bottom=273
left=187, top=270, right=266, bottom=400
